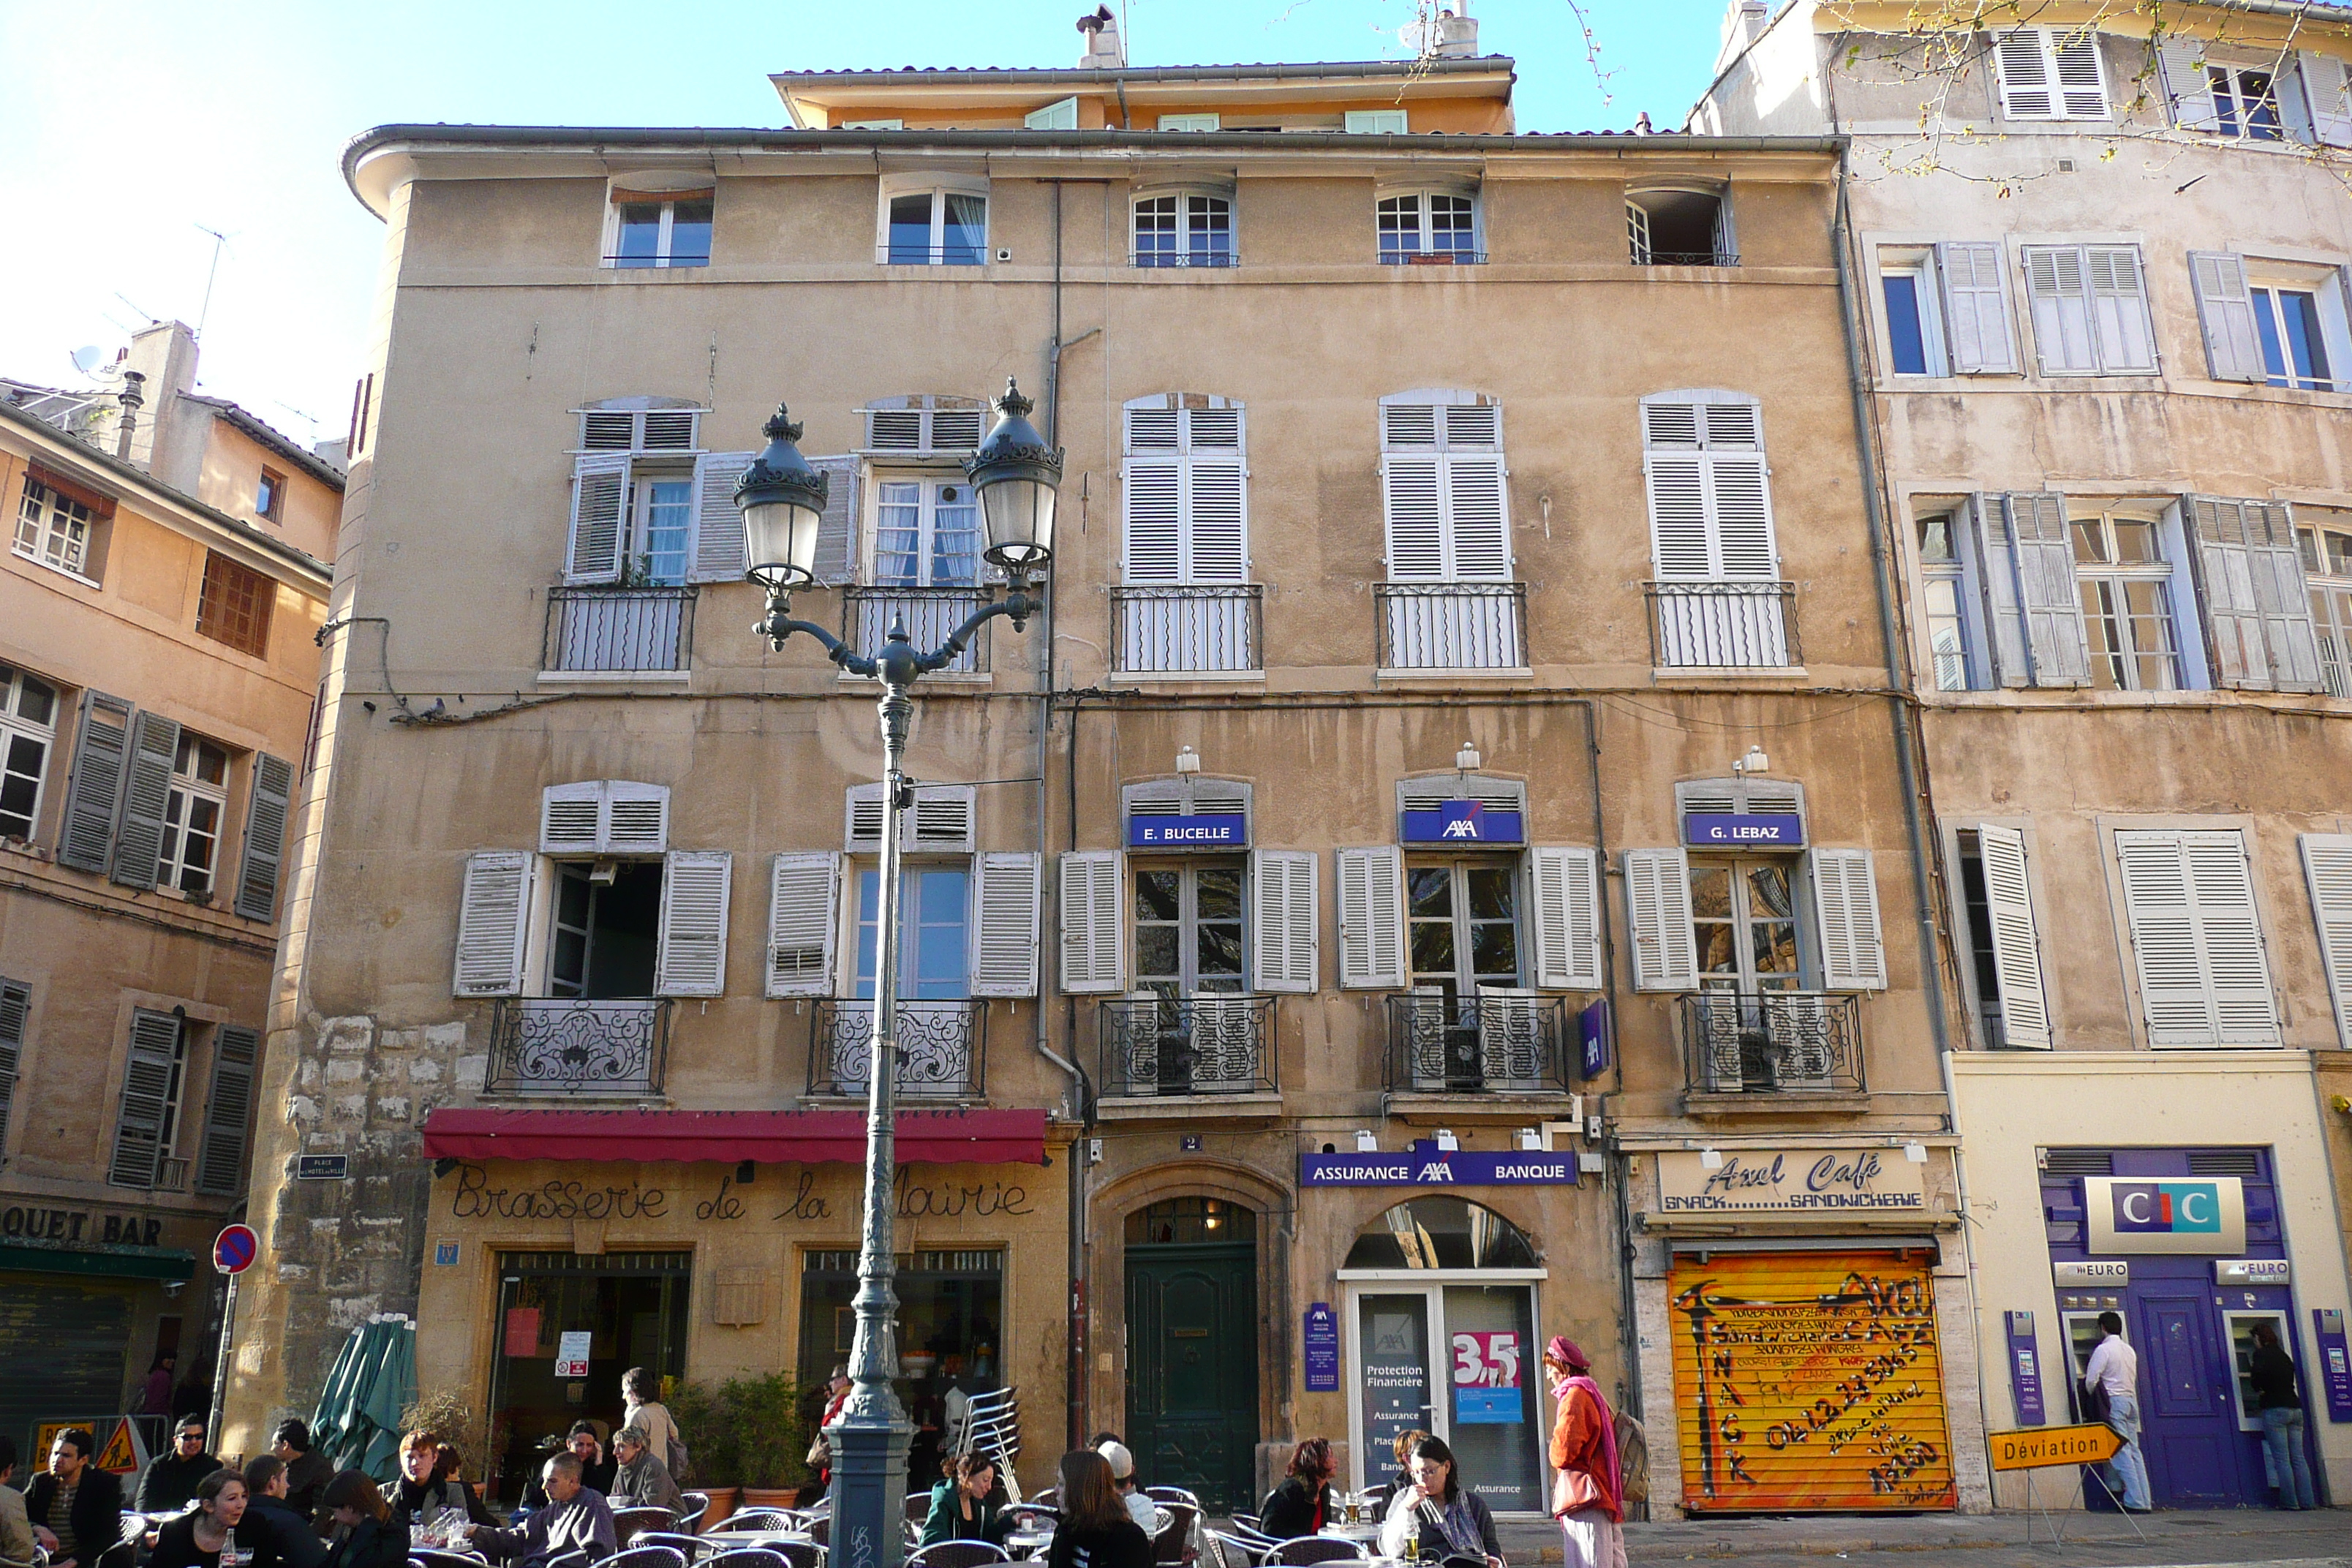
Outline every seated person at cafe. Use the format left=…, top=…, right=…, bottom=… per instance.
left=428, top=1446, right=502, bottom=1529
left=608, top=1427, right=683, bottom=1518
left=469, top=1456, right=614, bottom=1568
left=241, top=1458, right=327, bottom=1568
left=388, top=1432, right=474, bottom=1535
left=28, top=1427, right=125, bottom=1568
left=921, top=1454, right=1011, bottom=1546
left=522, top=1425, right=614, bottom=1509
left=1260, top=1439, right=1336, bottom=1539
left=1096, top=1442, right=1157, bottom=1532
left=140, top=1420, right=224, bottom=1513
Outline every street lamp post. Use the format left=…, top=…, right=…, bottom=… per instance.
left=736, top=380, right=1060, bottom=1568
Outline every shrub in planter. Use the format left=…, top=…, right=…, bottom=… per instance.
left=671, top=1372, right=814, bottom=1490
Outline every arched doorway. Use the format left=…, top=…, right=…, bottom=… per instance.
left=1345, top=1197, right=1545, bottom=1512
left=1125, top=1196, right=1259, bottom=1513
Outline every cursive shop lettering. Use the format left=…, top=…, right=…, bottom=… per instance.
left=1701, top=1155, right=1787, bottom=1196
left=695, top=1177, right=747, bottom=1221
left=448, top=1164, right=669, bottom=1221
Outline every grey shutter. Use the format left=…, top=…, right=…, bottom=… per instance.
left=1335, top=845, right=1406, bottom=990
left=1527, top=846, right=1603, bottom=990
left=233, top=752, right=295, bottom=922
left=1994, top=29, right=2057, bottom=118
left=1809, top=848, right=1887, bottom=991
left=1935, top=241, right=2018, bottom=375
left=655, top=851, right=733, bottom=998
left=109, top=708, right=181, bottom=889
left=1058, top=851, right=1125, bottom=994
left=690, top=451, right=758, bottom=583
left=2158, top=38, right=2219, bottom=131
left=1976, top=826, right=2050, bottom=1047
left=565, top=452, right=631, bottom=584
left=2249, top=500, right=2323, bottom=690
left=2002, top=492, right=2090, bottom=685
left=2187, top=252, right=2266, bottom=382
left=766, top=852, right=840, bottom=998
left=1250, top=850, right=1319, bottom=995
left=810, top=455, right=862, bottom=584
left=2299, top=834, right=2352, bottom=1047
left=970, top=852, right=1043, bottom=998
left=2296, top=52, right=2352, bottom=146
left=58, top=690, right=134, bottom=873
left=2117, top=829, right=2280, bottom=1047
left=0, top=978, right=26, bottom=1154
left=108, top=1009, right=182, bottom=1188
left=453, top=851, right=535, bottom=997
left=1624, top=848, right=1697, bottom=991
left=1967, top=494, right=2031, bottom=687
left=193, top=1024, right=259, bottom=1196
left=2186, top=497, right=2323, bottom=692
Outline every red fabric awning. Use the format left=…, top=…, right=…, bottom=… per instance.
left=420, top=1107, right=1047, bottom=1166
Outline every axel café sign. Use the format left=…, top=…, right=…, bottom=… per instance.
left=2081, top=1177, right=2246, bottom=1255
left=1656, top=1147, right=1931, bottom=1214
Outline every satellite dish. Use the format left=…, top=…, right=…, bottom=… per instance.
left=70, top=345, right=105, bottom=375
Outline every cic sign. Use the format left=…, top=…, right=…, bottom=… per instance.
left=2081, top=1177, right=2247, bottom=1255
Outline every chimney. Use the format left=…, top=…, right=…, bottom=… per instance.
left=115, top=372, right=146, bottom=460
left=1078, top=6, right=1123, bottom=68
left=1716, top=0, right=1771, bottom=73
left=119, top=320, right=202, bottom=484
left=1431, top=0, right=1479, bottom=58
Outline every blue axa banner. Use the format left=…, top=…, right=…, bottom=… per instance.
left=1402, top=799, right=1524, bottom=845
left=1300, top=1150, right=1578, bottom=1186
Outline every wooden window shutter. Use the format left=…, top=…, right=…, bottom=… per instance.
left=233, top=753, right=295, bottom=923
left=1182, top=403, right=1249, bottom=586
left=2022, top=246, right=2098, bottom=372
left=970, top=852, right=1043, bottom=998
left=1251, top=850, right=1319, bottom=995
left=1645, top=446, right=1711, bottom=578
left=810, top=456, right=863, bottom=585
left=541, top=781, right=604, bottom=853
left=2187, top=496, right=2280, bottom=689
left=2086, top=247, right=2156, bottom=372
left=1624, top=848, right=1697, bottom=991
left=1935, top=242, right=2018, bottom=374
left=1335, top=845, right=1406, bottom=990
left=844, top=784, right=887, bottom=852
left=2188, top=252, right=2266, bottom=382
left=766, top=852, right=840, bottom=998
left=1967, top=494, right=2032, bottom=687
left=1995, top=29, right=2057, bottom=118
left=1527, top=846, right=1602, bottom=990
left=1382, top=456, right=1446, bottom=581
left=2117, top=829, right=2278, bottom=1046
left=109, top=709, right=181, bottom=889
left=690, top=451, right=758, bottom=582
left=604, top=782, right=671, bottom=853
left=2001, top=492, right=2091, bottom=685
left=108, top=1009, right=182, bottom=1189
left=453, top=851, right=535, bottom=997
left=2299, top=834, right=2352, bottom=1047
left=194, top=1023, right=260, bottom=1196
left=1809, top=848, right=1888, bottom=991
left=1058, top=851, right=1126, bottom=994
left=2248, top=500, right=2324, bottom=690
left=1975, top=826, right=2051, bottom=1047
left=1123, top=459, right=1183, bottom=585
left=906, top=786, right=976, bottom=853
left=2295, top=53, right=2352, bottom=146
left=0, top=978, right=26, bottom=1155
left=58, top=690, right=134, bottom=874
left=2185, top=830, right=2280, bottom=1044
left=1444, top=457, right=1511, bottom=580
left=655, top=850, right=733, bottom=997
left=566, top=452, right=633, bottom=584
left=2051, top=28, right=2109, bottom=118
left=2157, top=39, right=2218, bottom=130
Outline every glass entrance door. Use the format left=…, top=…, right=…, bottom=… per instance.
left=1351, top=1284, right=1542, bottom=1512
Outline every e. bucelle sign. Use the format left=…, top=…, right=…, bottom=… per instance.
left=1684, top=812, right=1805, bottom=848
left=1401, top=799, right=1524, bottom=845
left=1128, top=813, right=1246, bottom=848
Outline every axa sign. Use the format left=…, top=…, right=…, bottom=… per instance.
left=1401, top=799, right=1526, bottom=846
left=2082, top=1176, right=2247, bottom=1255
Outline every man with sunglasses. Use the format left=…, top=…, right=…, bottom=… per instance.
left=136, top=1420, right=221, bottom=1513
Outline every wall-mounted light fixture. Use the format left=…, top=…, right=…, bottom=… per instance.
left=1436, top=1128, right=1460, bottom=1152
left=1354, top=1130, right=1379, bottom=1152
left=1455, top=741, right=1482, bottom=772
left=1732, top=745, right=1769, bottom=778
left=1175, top=745, right=1201, bottom=774
left=1699, top=1147, right=1724, bottom=1170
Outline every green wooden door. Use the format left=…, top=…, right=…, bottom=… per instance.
left=1126, top=1241, right=1258, bottom=1515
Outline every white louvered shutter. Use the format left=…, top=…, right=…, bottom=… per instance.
left=2087, top=247, right=2156, bottom=372
left=0, top=979, right=24, bottom=1156
left=810, top=455, right=862, bottom=585
left=2003, top=492, right=2092, bottom=685
left=1995, top=29, right=2057, bottom=118
left=566, top=452, right=632, bottom=584
left=690, top=451, right=758, bottom=582
left=766, top=852, right=840, bottom=998
left=194, top=1023, right=260, bottom=1196
left=1059, top=851, right=1125, bottom=994
left=1936, top=242, right=2018, bottom=374
left=1643, top=397, right=1776, bottom=581
left=2188, top=252, right=2266, bottom=382
left=1624, top=848, right=1697, bottom=991
left=2118, top=829, right=2279, bottom=1046
left=542, top=781, right=603, bottom=853
left=1527, top=846, right=1602, bottom=991
left=1645, top=450, right=1711, bottom=578
left=605, top=782, right=671, bottom=853
left=108, top=1009, right=182, bottom=1188
left=1968, top=494, right=2031, bottom=686
left=2158, top=39, right=2219, bottom=131
left=1123, top=459, right=1183, bottom=584
left=2299, top=834, right=2352, bottom=1047
left=1251, top=850, right=1319, bottom=994
left=970, top=852, right=1042, bottom=998
left=905, top=785, right=976, bottom=853
left=1810, top=848, right=1888, bottom=991
left=1384, top=456, right=1446, bottom=581
left=2247, top=501, right=2323, bottom=690
left=655, top=850, right=733, bottom=997
left=1188, top=455, right=1248, bottom=584
left=2023, top=246, right=2099, bottom=373
left=2052, top=28, right=2108, bottom=117
left=1335, top=845, right=1406, bottom=990
left=110, top=708, right=180, bottom=890
left=1446, top=458, right=1510, bottom=579
left=2296, top=53, right=2352, bottom=146
left=453, top=851, right=535, bottom=996
left=1976, top=826, right=2051, bottom=1047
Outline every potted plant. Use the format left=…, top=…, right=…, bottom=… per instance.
left=673, top=1372, right=815, bottom=1516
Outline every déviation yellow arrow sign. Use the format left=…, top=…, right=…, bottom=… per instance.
left=1988, top=1422, right=2125, bottom=1471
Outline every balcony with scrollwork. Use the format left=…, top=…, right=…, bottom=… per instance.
left=810, top=999, right=986, bottom=1101
left=1382, top=992, right=1580, bottom=1117
left=487, top=998, right=672, bottom=1096
left=1676, top=991, right=1867, bottom=1115
left=1376, top=583, right=1527, bottom=672
left=1094, top=996, right=1280, bottom=1120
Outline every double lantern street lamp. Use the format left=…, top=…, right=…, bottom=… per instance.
left=732, top=380, right=1059, bottom=1566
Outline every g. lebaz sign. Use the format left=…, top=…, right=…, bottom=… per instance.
left=1656, top=1148, right=1930, bottom=1214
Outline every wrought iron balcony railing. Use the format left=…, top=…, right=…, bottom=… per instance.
left=811, top=999, right=986, bottom=1100
left=1111, top=585, right=1264, bottom=674
left=1098, top=995, right=1278, bottom=1097
left=1634, top=250, right=1741, bottom=267
left=1376, top=582, right=1527, bottom=671
left=844, top=587, right=990, bottom=674
left=1379, top=249, right=1490, bottom=265
left=488, top=998, right=672, bottom=1095
left=543, top=587, right=697, bottom=673
left=1383, top=991, right=1572, bottom=1093
left=1132, top=248, right=1240, bottom=269
left=1678, top=991, right=1866, bottom=1095
left=1646, top=581, right=1800, bottom=668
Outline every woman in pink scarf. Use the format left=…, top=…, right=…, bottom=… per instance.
left=1543, top=1336, right=1624, bottom=1568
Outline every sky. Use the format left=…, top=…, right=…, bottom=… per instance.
left=0, top=0, right=1730, bottom=449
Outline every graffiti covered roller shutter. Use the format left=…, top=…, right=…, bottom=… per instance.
left=1668, top=1251, right=1956, bottom=1511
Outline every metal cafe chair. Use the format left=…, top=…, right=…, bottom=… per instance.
left=614, top=1509, right=682, bottom=1547
left=633, top=1534, right=708, bottom=1563
left=677, top=1494, right=712, bottom=1534
left=1142, top=1488, right=1199, bottom=1508
left=770, top=1543, right=824, bottom=1568
left=409, top=1553, right=491, bottom=1568
left=1150, top=1504, right=1198, bottom=1565
left=1205, top=1534, right=1268, bottom=1568
left=699, top=1550, right=792, bottom=1568
left=593, top=1549, right=688, bottom=1568
left=706, top=1512, right=799, bottom=1536
left=907, top=1543, right=1010, bottom=1568
left=1264, top=1541, right=1365, bottom=1567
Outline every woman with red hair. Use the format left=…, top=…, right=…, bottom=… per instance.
left=1542, top=1338, right=1623, bottom=1568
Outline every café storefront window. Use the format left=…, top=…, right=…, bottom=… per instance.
left=799, top=1247, right=1003, bottom=1481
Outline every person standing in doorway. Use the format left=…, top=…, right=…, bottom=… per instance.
left=1542, top=1338, right=1624, bottom=1568
left=2249, top=1323, right=2316, bottom=1509
left=2084, top=1312, right=2152, bottom=1512
left=619, top=1370, right=682, bottom=1483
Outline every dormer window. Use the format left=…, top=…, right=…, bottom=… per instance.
left=881, top=179, right=989, bottom=266
left=1378, top=190, right=1481, bottom=265
left=1628, top=185, right=1736, bottom=268
left=605, top=187, right=712, bottom=269
left=1134, top=192, right=1235, bottom=268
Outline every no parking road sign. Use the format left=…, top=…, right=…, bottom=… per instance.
left=213, top=1224, right=259, bottom=1275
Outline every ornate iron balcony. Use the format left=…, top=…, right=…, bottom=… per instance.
left=1646, top=581, right=1801, bottom=668
left=488, top=998, right=671, bottom=1095
left=1678, top=992, right=1865, bottom=1095
left=1634, top=251, right=1741, bottom=267
left=1110, top=585, right=1264, bottom=674
left=543, top=587, right=697, bottom=673
left=1376, top=582, right=1527, bottom=671
left=1383, top=992, right=1572, bottom=1093
left=810, top=999, right=986, bottom=1100
left=1098, top=995, right=1278, bottom=1097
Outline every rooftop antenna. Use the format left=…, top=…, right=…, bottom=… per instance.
left=195, top=224, right=233, bottom=342
left=114, top=293, right=160, bottom=326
